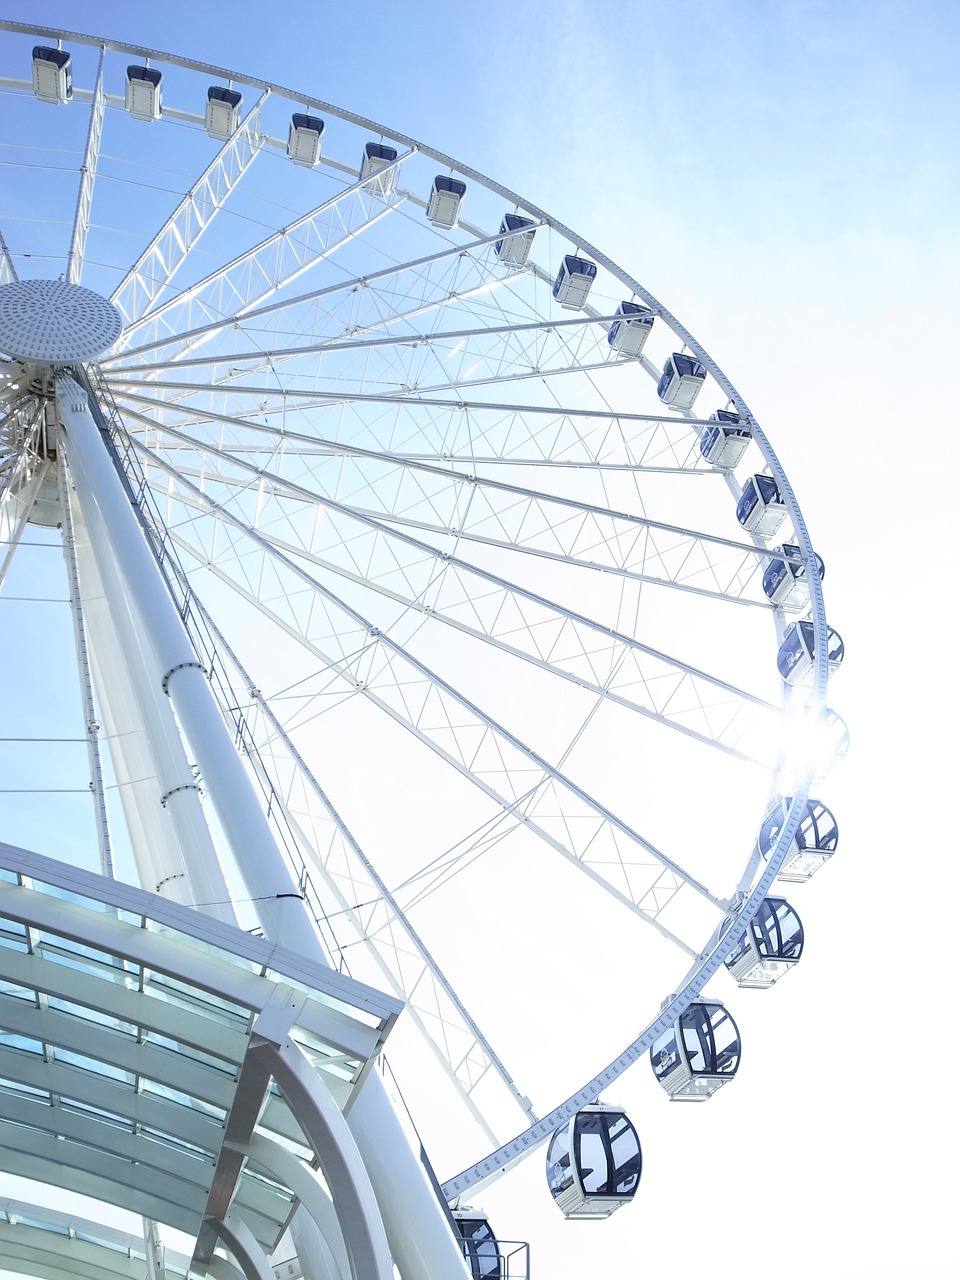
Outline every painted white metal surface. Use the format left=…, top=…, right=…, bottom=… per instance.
left=0, top=280, right=120, bottom=362
left=53, top=373, right=472, bottom=1278
left=0, top=22, right=839, bottom=1279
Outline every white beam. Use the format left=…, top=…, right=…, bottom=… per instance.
left=251, top=1039, right=398, bottom=1280
left=66, top=47, right=105, bottom=285
left=237, top=1135, right=350, bottom=1280
left=55, top=373, right=320, bottom=952
left=213, top=1213, right=275, bottom=1280
left=110, top=94, right=267, bottom=327
left=68, top=471, right=239, bottom=923
left=56, top=450, right=114, bottom=877
left=51, top=373, right=482, bottom=1279
left=0, top=226, right=17, bottom=285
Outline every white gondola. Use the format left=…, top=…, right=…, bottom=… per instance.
left=451, top=1209, right=502, bottom=1280
left=545, top=1104, right=641, bottom=1219
left=650, top=1001, right=741, bottom=1100
left=31, top=46, right=72, bottom=104
left=723, top=897, right=803, bottom=988
left=360, top=141, right=399, bottom=195
left=657, top=352, right=707, bottom=409
left=776, top=619, right=844, bottom=685
left=736, top=473, right=787, bottom=536
left=427, top=175, right=467, bottom=227
left=287, top=113, right=324, bottom=166
left=699, top=409, right=751, bottom=468
left=552, top=255, right=597, bottom=309
left=758, top=796, right=838, bottom=882
left=495, top=214, right=536, bottom=266
left=125, top=66, right=162, bottom=121
left=205, top=86, right=242, bottom=140
left=607, top=301, right=654, bottom=357
left=763, top=543, right=825, bottom=609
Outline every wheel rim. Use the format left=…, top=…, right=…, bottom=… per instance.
left=0, top=21, right=838, bottom=1209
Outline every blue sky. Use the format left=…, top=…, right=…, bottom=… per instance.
left=0, top=3, right=957, bottom=1277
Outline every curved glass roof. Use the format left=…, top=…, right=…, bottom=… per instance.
left=0, top=839, right=401, bottom=1268
left=0, top=1198, right=203, bottom=1280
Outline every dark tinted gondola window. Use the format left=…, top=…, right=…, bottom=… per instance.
left=455, top=1218, right=500, bottom=1280
left=546, top=1128, right=574, bottom=1196
left=609, top=1117, right=641, bottom=1193
left=652, top=1028, right=679, bottom=1078
left=578, top=1124, right=608, bottom=1194
left=712, top=1008, right=740, bottom=1073
left=681, top=1017, right=707, bottom=1071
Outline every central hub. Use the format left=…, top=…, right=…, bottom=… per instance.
left=0, top=278, right=122, bottom=363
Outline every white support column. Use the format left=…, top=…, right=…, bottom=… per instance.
left=235, top=1135, right=349, bottom=1280
left=289, top=1213, right=343, bottom=1280
left=57, top=448, right=114, bottom=879
left=143, top=1217, right=167, bottom=1280
left=55, top=372, right=471, bottom=1280
left=214, top=1213, right=275, bottom=1280
left=248, top=1036, right=394, bottom=1280
left=346, top=1077, right=473, bottom=1280
left=57, top=373, right=314, bottom=949
left=69, top=488, right=237, bottom=922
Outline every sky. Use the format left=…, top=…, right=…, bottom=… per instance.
left=0, top=2, right=958, bottom=1278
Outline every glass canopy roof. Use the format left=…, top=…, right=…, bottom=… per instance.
left=0, top=839, right=401, bottom=1267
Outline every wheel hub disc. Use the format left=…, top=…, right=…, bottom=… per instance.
left=0, top=279, right=122, bottom=362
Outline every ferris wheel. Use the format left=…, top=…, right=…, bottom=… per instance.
left=0, top=21, right=846, bottom=1280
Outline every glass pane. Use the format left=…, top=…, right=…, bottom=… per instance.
left=577, top=1128, right=608, bottom=1194
left=143, top=1029, right=238, bottom=1074
left=51, top=1048, right=133, bottom=1083
left=681, top=1021, right=707, bottom=1072
left=457, top=1216, right=499, bottom=1280
left=710, top=1008, right=740, bottom=1074
left=47, top=997, right=136, bottom=1038
left=546, top=1126, right=574, bottom=1197
left=144, top=970, right=251, bottom=1031
left=609, top=1117, right=641, bottom=1194
left=0, top=921, right=28, bottom=952
left=753, top=901, right=779, bottom=957
left=651, top=1029, right=679, bottom=1079
left=0, top=1032, right=42, bottom=1055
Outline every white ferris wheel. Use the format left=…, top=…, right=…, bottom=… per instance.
left=0, top=21, right=847, bottom=1280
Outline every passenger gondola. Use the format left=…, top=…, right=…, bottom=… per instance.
left=762, top=543, right=825, bottom=609
left=735, top=473, right=786, bottom=536
left=776, top=619, right=845, bottom=685
left=427, top=175, right=467, bottom=227
left=287, top=113, right=324, bottom=166
left=552, top=255, right=597, bottom=309
left=452, top=1209, right=501, bottom=1280
left=32, top=46, right=72, bottom=104
left=495, top=214, right=536, bottom=266
left=650, top=1001, right=741, bottom=1099
left=545, top=1104, right=641, bottom=1219
left=607, top=301, right=655, bottom=357
left=360, top=142, right=399, bottom=195
left=125, top=65, right=162, bottom=121
left=699, top=409, right=751, bottom=469
left=205, top=86, right=242, bottom=140
left=723, top=897, right=804, bottom=987
left=758, top=796, right=839, bottom=882
left=657, top=353, right=706, bottom=409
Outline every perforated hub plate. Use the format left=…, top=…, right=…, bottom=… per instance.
left=0, top=279, right=122, bottom=362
